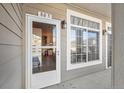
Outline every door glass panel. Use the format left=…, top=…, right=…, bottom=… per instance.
left=32, top=21, right=56, bottom=74
left=33, top=21, right=56, bottom=46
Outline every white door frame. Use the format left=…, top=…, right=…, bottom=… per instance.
left=105, top=22, right=112, bottom=69
left=25, top=14, right=61, bottom=89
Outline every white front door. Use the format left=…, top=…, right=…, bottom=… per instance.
left=26, top=14, right=61, bottom=89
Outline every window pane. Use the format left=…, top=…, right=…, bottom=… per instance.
left=96, top=23, right=100, bottom=30
left=88, top=31, right=99, bottom=61
left=82, top=46, right=86, bottom=55
left=81, top=55, right=87, bottom=62
left=88, top=54, right=92, bottom=61
left=88, top=21, right=93, bottom=28
left=88, top=31, right=99, bottom=46
left=81, top=46, right=87, bottom=62
left=107, top=33, right=112, bottom=67
left=88, top=51, right=99, bottom=61
left=77, top=46, right=81, bottom=54
left=83, top=19, right=88, bottom=27
left=73, top=17, right=80, bottom=25
left=79, top=19, right=83, bottom=26
left=77, top=55, right=82, bottom=63
left=71, top=26, right=87, bottom=64
left=71, top=28, right=76, bottom=37
left=77, top=28, right=82, bottom=37
left=81, top=30, right=87, bottom=45
left=71, top=16, right=74, bottom=24
left=71, top=27, right=87, bottom=46
left=70, top=16, right=100, bottom=30
left=71, top=37, right=76, bottom=47
left=71, top=47, right=76, bottom=55
left=71, top=55, right=77, bottom=64
left=77, top=37, right=82, bottom=46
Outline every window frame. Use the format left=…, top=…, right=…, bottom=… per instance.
left=67, top=9, right=102, bottom=70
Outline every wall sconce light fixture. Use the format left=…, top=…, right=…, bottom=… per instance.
left=61, top=20, right=67, bottom=29
left=103, top=29, right=107, bottom=35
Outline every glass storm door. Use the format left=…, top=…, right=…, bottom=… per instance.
left=26, top=14, right=60, bottom=89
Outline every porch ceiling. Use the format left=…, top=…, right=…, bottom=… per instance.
left=70, top=3, right=111, bottom=18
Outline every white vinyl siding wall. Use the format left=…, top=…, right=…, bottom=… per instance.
left=0, top=3, right=23, bottom=89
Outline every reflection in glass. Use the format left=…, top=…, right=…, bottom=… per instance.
left=32, top=21, right=56, bottom=74
left=74, top=17, right=79, bottom=25
left=71, top=37, right=76, bottom=47
left=82, top=55, right=86, bottom=62
left=77, top=28, right=82, bottom=36
left=107, top=33, right=112, bottom=67
left=70, top=16, right=100, bottom=30
left=71, top=29, right=76, bottom=37
left=88, top=31, right=99, bottom=46
left=77, top=37, right=81, bottom=46
left=71, top=16, right=74, bottom=24
left=79, top=19, right=83, bottom=26
left=77, top=55, right=82, bottom=62
left=70, top=16, right=101, bottom=64
left=88, top=31, right=99, bottom=61
left=71, top=26, right=87, bottom=64
left=71, top=55, right=77, bottom=64
left=71, top=26, right=87, bottom=46
left=82, top=46, right=86, bottom=55
left=71, top=47, right=76, bottom=55
left=77, top=46, right=81, bottom=54
left=81, top=31, right=87, bottom=45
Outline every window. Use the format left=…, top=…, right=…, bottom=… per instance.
left=106, top=22, right=112, bottom=68
left=67, top=9, right=102, bottom=70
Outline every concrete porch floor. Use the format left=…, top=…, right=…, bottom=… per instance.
left=45, top=69, right=111, bottom=89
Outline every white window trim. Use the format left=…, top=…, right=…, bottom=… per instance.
left=105, top=22, right=112, bottom=69
left=67, top=9, right=102, bottom=70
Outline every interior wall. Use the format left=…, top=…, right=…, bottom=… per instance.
left=23, top=3, right=111, bottom=83
left=0, top=3, right=23, bottom=88
left=33, top=23, right=53, bottom=44
left=112, top=4, right=124, bottom=88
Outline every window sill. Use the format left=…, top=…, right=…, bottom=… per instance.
left=67, top=60, right=102, bottom=71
